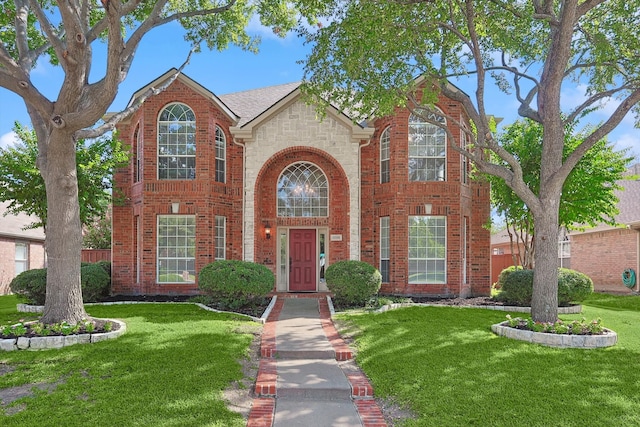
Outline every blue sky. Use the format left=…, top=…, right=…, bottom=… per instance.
left=0, top=21, right=638, bottom=160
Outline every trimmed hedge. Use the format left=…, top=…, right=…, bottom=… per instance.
left=494, top=267, right=593, bottom=306
left=325, top=260, right=382, bottom=307
left=9, top=262, right=112, bottom=305
left=198, top=260, right=274, bottom=310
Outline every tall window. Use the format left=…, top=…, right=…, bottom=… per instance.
left=408, top=110, right=446, bottom=181
left=15, top=242, right=28, bottom=276
left=408, top=216, right=446, bottom=284
left=157, top=215, right=195, bottom=283
left=133, top=125, right=142, bottom=183
left=215, top=216, right=226, bottom=260
left=277, top=163, right=328, bottom=217
left=215, top=126, right=226, bottom=183
left=158, top=103, right=196, bottom=180
left=460, top=125, right=469, bottom=185
left=380, top=217, right=390, bottom=282
left=380, top=127, right=390, bottom=183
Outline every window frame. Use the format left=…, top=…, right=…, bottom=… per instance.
left=380, top=126, right=391, bottom=184
left=156, top=215, right=196, bottom=284
left=277, top=162, right=329, bottom=218
left=408, top=109, right=447, bottom=182
left=408, top=215, right=447, bottom=284
left=380, top=217, right=390, bottom=283
left=215, top=215, right=226, bottom=260
left=215, top=126, right=226, bottom=183
left=157, top=103, right=196, bottom=180
left=15, top=242, right=29, bottom=276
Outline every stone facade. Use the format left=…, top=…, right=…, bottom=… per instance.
left=111, top=70, right=491, bottom=297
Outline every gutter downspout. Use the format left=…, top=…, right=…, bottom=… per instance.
left=233, top=137, right=246, bottom=259
left=358, top=135, right=372, bottom=261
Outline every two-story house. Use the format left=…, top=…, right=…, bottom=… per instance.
left=111, top=69, right=491, bottom=297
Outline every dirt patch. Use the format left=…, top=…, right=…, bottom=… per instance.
left=223, top=324, right=263, bottom=419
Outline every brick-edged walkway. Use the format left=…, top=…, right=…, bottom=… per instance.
left=246, top=294, right=387, bottom=427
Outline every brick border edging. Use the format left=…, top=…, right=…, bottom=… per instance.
left=319, top=296, right=387, bottom=426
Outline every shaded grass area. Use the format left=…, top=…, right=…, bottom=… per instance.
left=0, top=299, right=260, bottom=427
left=336, top=293, right=640, bottom=426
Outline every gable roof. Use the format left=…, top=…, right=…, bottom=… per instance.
left=225, top=83, right=375, bottom=142
left=219, top=82, right=302, bottom=127
left=125, top=68, right=239, bottom=124
left=0, top=201, right=45, bottom=241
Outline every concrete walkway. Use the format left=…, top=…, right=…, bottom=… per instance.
left=247, top=295, right=387, bottom=427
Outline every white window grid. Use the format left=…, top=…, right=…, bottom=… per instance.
left=157, top=215, right=196, bottom=283
left=408, top=110, right=446, bottom=182
left=158, top=103, right=196, bottom=180
left=277, top=162, right=329, bottom=217
left=408, top=216, right=447, bottom=284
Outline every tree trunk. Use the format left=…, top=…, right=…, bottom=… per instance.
left=530, top=198, right=560, bottom=323
left=40, top=129, right=87, bottom=325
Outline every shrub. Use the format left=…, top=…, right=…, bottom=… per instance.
left=557, top=268, right=593, bottom=304
left=80, top=263, right=111, bottom=302
left=198, top=260, right=274, bottom=310
left=9, top=263, right=112, bottom=305
left=495, top=268, right=533, bottom=306
left=10, top=268, right=47, bottom=305
left=324, top=260, right=382, bottom=307
left=494, top=267, right=593, bottom=306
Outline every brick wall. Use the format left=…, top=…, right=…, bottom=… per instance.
left=360, top=94, right=491, bottom=297
left=571, top=228, right=638, bottom=294
left=112, top=76, right=491, bottom=297
left=112, top=79, right=243, bottom=295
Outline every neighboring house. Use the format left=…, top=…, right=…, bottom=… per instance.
left=0, top=201, right=46, bottom=295
left=570, top=164, right=640, bottom=294
left=490, top=164, right=640, bottom=294
left=111, top=70, right=491, bottom=298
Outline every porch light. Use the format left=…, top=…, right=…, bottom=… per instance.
left=265, top=223, right=271, bottom=240
left=424, top=203, right=432, bottom=215
left=171, top=202, right=180, bottom=214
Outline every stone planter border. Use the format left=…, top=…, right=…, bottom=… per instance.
left=491, top=322, right=617, bottom=348
left=0, top=319, right=126, bottom=351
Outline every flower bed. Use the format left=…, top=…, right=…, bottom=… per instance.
left=491, top=321, right=617, bottom=348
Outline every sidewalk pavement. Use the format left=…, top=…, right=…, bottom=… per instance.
left=247, top=295, right=387, bottom=427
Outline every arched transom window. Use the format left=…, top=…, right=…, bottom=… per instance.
left=158, top=103, right=196, bottom=180
left=277, top=163, right=328, bottom=217
left=408, top=109, right=446, bottom=181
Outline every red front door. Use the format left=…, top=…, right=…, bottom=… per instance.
left=289, top=229, right=317, bottom=292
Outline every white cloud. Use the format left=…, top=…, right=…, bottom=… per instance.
left=0, top=131, right=18, bottom=149
left=612, top=132, right=640, bottom=157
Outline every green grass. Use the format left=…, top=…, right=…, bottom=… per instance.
left=336, top=292, right=640, bottom=426
left=0, top=298, right=260, bottom=426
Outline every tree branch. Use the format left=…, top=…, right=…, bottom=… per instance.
left=76, top=48, right=196, bottom=140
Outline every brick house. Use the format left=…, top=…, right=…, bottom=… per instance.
left=491, top=164, right=640, bottom=294
left=111, top=69, right=491, bottom=297
left=0, top=201, right=46, bottom=295
left=569, top=164, right=640, bottom=294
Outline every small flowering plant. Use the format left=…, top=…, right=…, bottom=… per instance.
left=504, top=314, right=605, bottom=335
left=0, top=320, right=114, bottom=339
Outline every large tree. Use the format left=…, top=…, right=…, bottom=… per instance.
left=0, top=1, right=321, bottom=324
left=491, top=119, right=633, bottom=269
left=300, top=0, right=640, bottom=322
left=0, top=122, right=128, bottom=230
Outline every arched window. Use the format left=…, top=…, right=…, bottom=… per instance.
left=277, top=163, right=328, bottom=217
left=215, top=126, right=226, bottom=183
left=380, top=126, right=390, bottom=183
left=158, top=103, right=196, bottom=180
left=408, top=109, right=446, bottom=181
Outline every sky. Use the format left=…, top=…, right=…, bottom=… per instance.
left=0, top=20, right=638, bottom=160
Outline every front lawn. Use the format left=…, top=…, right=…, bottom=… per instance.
left=336, top=293, right=640, bottom=426
left=0, top=297, right=260, bottom=426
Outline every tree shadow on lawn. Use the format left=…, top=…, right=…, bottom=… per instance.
left=344, top=306, right=640, bottom=427
left=0, top=307, right=258, bottom=427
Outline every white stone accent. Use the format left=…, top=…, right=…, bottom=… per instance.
left=243, top=100, right=362, bottom=262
